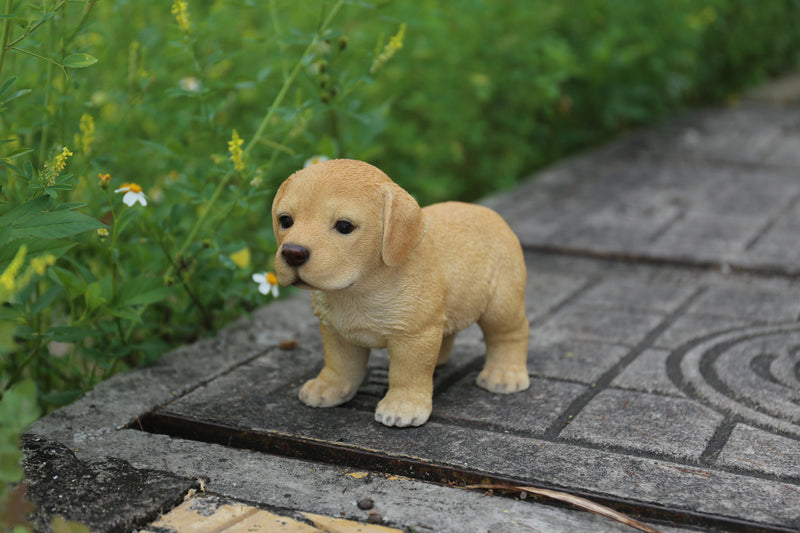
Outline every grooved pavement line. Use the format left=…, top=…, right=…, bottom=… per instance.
left=541, top=286, right=708, bottom=440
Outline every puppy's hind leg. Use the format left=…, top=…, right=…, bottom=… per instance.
left=299, top=324, right=369, bottom=407
left=476, top=300, right=530, bottom=394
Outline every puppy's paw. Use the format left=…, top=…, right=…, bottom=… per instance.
left=299, top=377, right=357, bottom=407
left=374, top=392, right=432, bottom=427
left=476, top=366, right=530, bottom=394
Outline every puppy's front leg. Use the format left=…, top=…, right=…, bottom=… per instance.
left=375, top=327, right=441, bottom=427
left=299, top=324, right=369, bottom=408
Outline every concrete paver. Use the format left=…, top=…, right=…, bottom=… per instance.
left=484, top=103, right=800, bottom=275
left=21, top=77, right=800, bottom=532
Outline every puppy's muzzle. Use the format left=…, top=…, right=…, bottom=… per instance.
left=281, top=244, right=310, bottom=267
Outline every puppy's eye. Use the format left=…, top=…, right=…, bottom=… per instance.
left=334, top=219, right=355, bottom=234
left=278, top=215, right=293, bottom=229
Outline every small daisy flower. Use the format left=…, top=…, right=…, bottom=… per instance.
left=252, top=271, right=279, bottom=297
left=114, top=182, right=147, bottom=207
left=250, top=168, right=264, bottom=188
left=98, top=173, right=111, bottom=188
left=180, top=76, right=202, bottom=92
left=303, top=155, right=330, bottom=168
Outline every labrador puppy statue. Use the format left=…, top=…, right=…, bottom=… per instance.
left=272, top=159, right=530, bottom=427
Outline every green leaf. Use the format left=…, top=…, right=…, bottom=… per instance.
left=30, top=285, right=62, bottom=315
left=55, top=202, right=88, bottom=211
left=11, top=209, right=106, bottom=239
left=45, top=326, right=101, bottom=343
left=48, top=266, right=86, bottom=300
left=0, top=372, right=36, bottom=479
left=85, top=286, right=106, bottom=311
left=62, top=53, right=98, bottom=68
left=0, top=379, right=39, bottom=433
left=4, top=147, right=34, bottom=160
left=0, top=305, right=19, bottom=320
left=33, top=177, right=74, bottom=192
left=0, top=238, right=75, bottom=271
left=40, top=389, right=83, bottom=407
left=110, top=307, right=142, bottom=324
left=0, top=317, right=16, bottom=354
left=0, top=450, right=23, bottom=482
left=125, top=287, right=171, bottom=307
left=131, top=338, right=170, bottom=365
left=117, top=276, right=171, bottom=307
left=85, top=276, right=111, bottom=312
left=13, top=325, right=37, bottom=340
left=1, top=88, right=31, bottom=105
left=113, top=206, right=139, bottom=235
left=0, top=77, right=15, bottom=97
left=0, top=196, right=49, bottom=228
left=60, top=254, right=97, bottom=284
left=0, top=159, right=23, bottom=175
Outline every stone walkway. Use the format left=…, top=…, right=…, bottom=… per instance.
left=22, top=79, right=800, bottom=532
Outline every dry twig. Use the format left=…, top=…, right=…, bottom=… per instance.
left=464, top=484, right=663, bottom=533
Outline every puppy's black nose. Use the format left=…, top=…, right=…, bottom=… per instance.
left=281, top=244, right=309, bottom=267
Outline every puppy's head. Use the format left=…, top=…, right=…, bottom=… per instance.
left=271, top=159, right=425, bottom=291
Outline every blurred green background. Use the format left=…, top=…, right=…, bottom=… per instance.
left=2, top=0, right=800, bottom=412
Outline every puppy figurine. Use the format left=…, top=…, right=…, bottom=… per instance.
left=272, top=159, right=530, bottom=427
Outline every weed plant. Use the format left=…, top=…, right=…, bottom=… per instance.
left=1, top=1, right=799, bottom=529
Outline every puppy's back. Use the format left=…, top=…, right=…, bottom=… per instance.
left=423, top=201, right=523, bottom=262
left=421, top=201, right=526, bottom=330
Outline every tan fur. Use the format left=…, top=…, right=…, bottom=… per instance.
left=272, top=159, right=530, bottom=427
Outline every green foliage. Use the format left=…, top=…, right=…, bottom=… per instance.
left=367, top=0, right=800, bottom=202
left=694, top=0, right=800, bottom=100
left=0, top=381, right=38, bottom=484
left=0, top=380, right=39, bottom=531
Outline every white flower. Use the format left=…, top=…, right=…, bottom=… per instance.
left=180, top=77, right=202, bottom=92
left=114, top=183, right=147, bottom=207
left=252, top=272, right=279, bottom=297
left=303, top=155, right=330, bottom=168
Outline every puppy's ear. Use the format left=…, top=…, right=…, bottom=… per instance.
left=382, top=184, right=425, bottom=267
